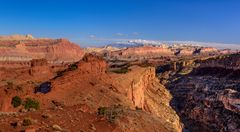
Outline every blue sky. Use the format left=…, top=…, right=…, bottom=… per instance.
left=0, top=0, right=240, bottom=46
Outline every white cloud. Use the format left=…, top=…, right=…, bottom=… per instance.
left=132, top=32, right=140, bottom=36
left=89, top=35, right=96, bottom=39
left=115, top=33, right=127, bottom=37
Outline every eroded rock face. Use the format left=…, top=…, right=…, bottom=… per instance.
left=84, top=46, right=121, bottom=56
left=0, top=34, right=34, bottom=40
left=169, top=76, right=240, bottom=132
left=29, top=59, right=53, bottom=79
left=110, top=66, right=182, bottom=132
left=199, top=53, right=240, bottom=70
left=163, top=54, right=240, bottom=132
left=175, top=48, right=195, bottom=56
left=195, top=47, right=219, bottom=55
left=110, top=45, right=174, bottom=59
left=86, top=44, right=229, bottom=63
left=0, top=36, right=84, bottom=68
left=199, top=47, right=218, bottom=53
left=0, top=53, right=182, bottom=131
left=30, top=54, right=182, bottom=132
left=78, top=54, right=107, bottom=74
left=219, top=89, right=240, bottom=114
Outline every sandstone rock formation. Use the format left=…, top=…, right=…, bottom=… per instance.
left=84, top=46, right=121, bottom=55
left=157, top=53, right=240, bottom=132
left=175, top=48, right=195, bottom=56
left=195, top=47, right=219, bottom=55
left=169, top=76, right=240, bottom=132
left=219, top=89, right=240, bottom=114
left=86, top=44, right=230, bottom=65
left=199, top=53, right=240, bottom=70
left=0, top=34, right=34, bottom=40
left=1, top=35, right=236, bottom=131
left=0, top=54, right=182, bottom=132
left=109, top=45, right=174, bottom=59
left=0, top=36, right=84, bottom=68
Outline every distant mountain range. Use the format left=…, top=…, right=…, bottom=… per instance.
left=107, top=39, right=240, bottom=50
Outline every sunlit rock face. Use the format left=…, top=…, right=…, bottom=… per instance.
left=175, top=48, right=196, bottom=56
left=109, top=45, right=175, bottom=59
left=0, top=35, right=84, bottom=68
left=198, top=47, right=218, bottom=54
left=0, top=54, right=181, bottom=131
left=0, top=34, right=34, bottom=40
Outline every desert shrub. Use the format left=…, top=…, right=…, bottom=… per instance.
left=98, top=107, right=107, bottom=115
left=22, top=118, right=32, bottom=126
left=11, top=96, right=22, bottom=108
left=69, top=63, right=78, bottom=71
left=97, top=106, right=123, bottom=123
left=24, top=98, right=40, bottom=110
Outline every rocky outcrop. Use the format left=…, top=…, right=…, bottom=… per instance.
left=169, top=76, right=240, bottom=132
left=175, top=48, right=195, bottom=56
left=163, top=54, right=240, bottom=132
left=219, top=89, right=240, bottom=114
left=84, top=46, right=121, bottom=56
left=86, top=44, right=229, bottom=62
left=195, top=47, right=218, bottom=55
left=0, top=34, right=34, bottom=40
left=77, top=54, right=107, bottom=74
left=29, top=59, right=53, bottom=79
left=0, top=53, right=182, bottom=131
left=199, top=54, right=240, bottom=70
left=0, top=36, right=84, bottom=68
left=112, top=66, right=182, bottom=132
left=110, top=45, right=174, bottom=59
left=29, top=54, right=182, bottom=132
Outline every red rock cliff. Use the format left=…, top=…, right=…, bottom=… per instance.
left=0, top=36, right=84, bottom=66
left=110, top=45, right=174, bottom=59
left=34, top=54, right=182, bottom=132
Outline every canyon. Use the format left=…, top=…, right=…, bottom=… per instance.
left=157, top=54, right=240, bottom=132
left=0, top=35, right=239, bottom=132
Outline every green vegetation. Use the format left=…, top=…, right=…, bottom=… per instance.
left=98, top=107, right=107, bottom=115
left=97, top=105, right=123, bottom=123
left=11, top=96, right=22, bottom=108
left=69, top=63, right=78, bottom=71
left=178, top=68, right=193, bottom=75
left=11, top=96, right=40, bottom=110
left=24, top=98, right=40, bottom=110
left=22, top=118, right=32, bottom=126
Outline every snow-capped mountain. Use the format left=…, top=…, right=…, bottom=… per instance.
left=107, top=39, right=240, bottom=50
